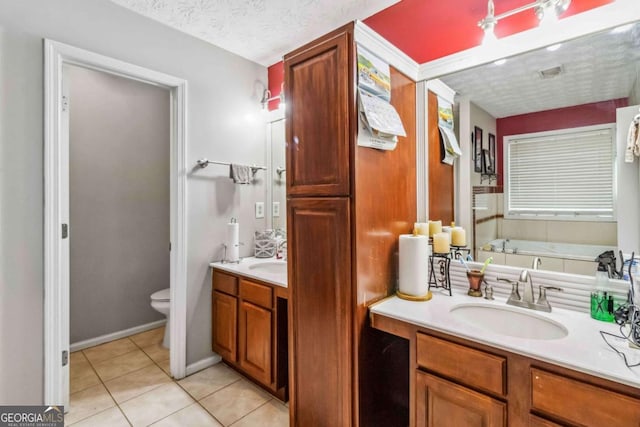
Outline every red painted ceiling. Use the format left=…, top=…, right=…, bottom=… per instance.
left=268, top=0, right=613, bottom=108
left=363, top=0, right=613, bottom=63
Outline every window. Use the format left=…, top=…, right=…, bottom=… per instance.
left=505, top=124, right=615, bottom=220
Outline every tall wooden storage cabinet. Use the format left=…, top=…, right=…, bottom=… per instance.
left=285, top=22, right=417, bottom=427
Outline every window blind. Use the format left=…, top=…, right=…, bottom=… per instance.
left=506, top=126, right=615, bottom=219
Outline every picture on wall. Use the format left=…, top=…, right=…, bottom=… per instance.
left=474, top=126, right=483, bottom=173
left=482, top=149, right=491, bottom=175
left=488, top=133, right=496, bottom=175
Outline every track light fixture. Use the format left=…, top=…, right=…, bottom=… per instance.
left=479, top=0, right=571, bottom=44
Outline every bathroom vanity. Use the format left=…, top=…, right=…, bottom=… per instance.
left=370, top=293, right=640, bottom=426
left=209, top=258, right=289, bottom=401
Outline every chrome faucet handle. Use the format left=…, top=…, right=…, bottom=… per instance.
left=497, top=277, right=521, bottom=301
left=483, top=281, right=494, bottom=300
left=536, top=286, right=563, bottom=312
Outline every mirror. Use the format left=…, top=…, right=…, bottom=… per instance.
left=267, top=118, right=286, bottom=231
left=435, top=22, right=640, bottom=276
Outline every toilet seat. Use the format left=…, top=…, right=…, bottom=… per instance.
left=150, top=288, right=170, bottom=302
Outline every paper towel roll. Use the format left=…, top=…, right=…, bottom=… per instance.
left=399, top=234, right=428, bottom=296
left=226, top=219, right=240, bottom=262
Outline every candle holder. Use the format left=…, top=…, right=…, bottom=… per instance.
left=428, top=252, right=452, bottom=296
left=451, top=245, right=471, bottom=260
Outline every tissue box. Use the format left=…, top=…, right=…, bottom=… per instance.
left=254, top=230, right=276, bottom=258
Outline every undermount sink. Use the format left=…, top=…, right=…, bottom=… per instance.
left=248, top=261, right=287, bottom=275
left=449, top=303, right=568, bottom=340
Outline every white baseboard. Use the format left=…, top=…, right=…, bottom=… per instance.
left=185, top=354, right=222, bottom=376
left=70, top=319, right=167, bottom=352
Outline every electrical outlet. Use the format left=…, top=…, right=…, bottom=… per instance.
left=255, top=202, right=265, bottom=219
left=273, top=202, right=280, bottom=218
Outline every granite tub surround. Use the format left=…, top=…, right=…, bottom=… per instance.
left=210, top=257, right=287, bottom=288
left=370, top=288, right=640, bottom=390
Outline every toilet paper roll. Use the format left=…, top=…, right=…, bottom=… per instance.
left=399, top=234, right=429, bottom=296
left=226, top=221, right=240, bottom=262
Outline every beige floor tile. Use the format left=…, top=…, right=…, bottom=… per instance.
left=92, top=349, right=153, bottom=382
left=70, top=357, right=101, bottom=394
left=231, top=400, right=289, bottom=427
left=157, top=358, right=172, bottom=376
left=66, top=383, right=115, bottom=425
left=151, top=403, right=222, bottom=427
left=68, top=406, right=130, bottom=427
left=119, top=382, right=194, bottom=427
left=200, top=380, right=271, bottom=426
left=70, top=351, right=87, bottom=365
left=141, top=342, right=170, bottom=363
left=178, top=364, right=241, bottom=400
left=130, top=327, right=165, bottom=348
left=83, top=338, right=137, bottom=364
left=104, top=364, right=172, bottom=404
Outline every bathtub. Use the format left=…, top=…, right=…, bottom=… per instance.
left=477, top=239, right=616, bottom=276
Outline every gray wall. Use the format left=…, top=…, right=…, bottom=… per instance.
left=68, top=65, right=169, bottom=343
left=0, top=0, right=267, bottom=404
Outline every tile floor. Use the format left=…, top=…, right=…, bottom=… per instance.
left=68, top=326, right=289, bottom=426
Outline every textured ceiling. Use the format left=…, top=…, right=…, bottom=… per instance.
left=110, top=0, right=399, bottom=66
left=440, top=22, right=640, bottom=118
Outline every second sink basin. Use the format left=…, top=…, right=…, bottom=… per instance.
left=248, top=261, right=287, bottom=275
left=450, top=303, right=568, bottom=340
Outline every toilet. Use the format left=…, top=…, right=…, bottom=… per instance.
left=150, top=288, right=170, bottom=348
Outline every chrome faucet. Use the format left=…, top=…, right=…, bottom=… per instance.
left=497, top=270, right=563, bottom=312
left=276, top=239, right=287, bottom=260
left=502, top=238, right=510, bottom=252
left=532, top=257, right=542, bottom=270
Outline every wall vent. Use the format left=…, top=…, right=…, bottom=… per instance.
left=538, top=65, right=564, bottom=79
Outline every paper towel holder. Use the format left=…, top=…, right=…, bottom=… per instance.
left=221, top=242, right=244, bottom=264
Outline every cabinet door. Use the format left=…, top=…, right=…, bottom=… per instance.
left=284, top=26, right=352, bottom=197
left=239, top=301, right=272, bottom=386
left=416, top=371, right=506, bottom=427
left=212, top=291, right=237, bottom=361
left=288, top=197, right=352, bottom=427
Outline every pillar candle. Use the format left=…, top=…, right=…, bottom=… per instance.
left=451, top=227, right=467, bottom=247
left=433, top=232, right=450, bottom=254
left=414, top=222, right=430, bottom=236
left=428, top=220, right=442, bottom=237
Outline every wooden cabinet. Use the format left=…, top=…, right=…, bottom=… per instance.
left=211, top=291, right=237, bottom=361
left=285, top=26, right=351, bottom=197
left=416, top=371, right=506, bottom=427
left=287, top=197, right=352, bottom=427
left=531, top=368, right=640, bottom=426
left=211, top=270, right=288, bottom=400
left=285, top=21, right=417, bottom=427
left=370, top=313, right=640, bottom=427
left=239, top=300, right=272, bottom=386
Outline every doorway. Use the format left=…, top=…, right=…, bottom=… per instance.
left=44, top=40, right=188, bottom=409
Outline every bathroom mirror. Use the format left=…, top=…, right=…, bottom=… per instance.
left=267, top=116, right=286, bottom=231
left=433, top=21, right=640, bottom=276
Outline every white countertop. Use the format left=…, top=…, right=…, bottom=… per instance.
left=210, top=257, right=287, bottom=288
left=370, top=290, right=640, bottom=390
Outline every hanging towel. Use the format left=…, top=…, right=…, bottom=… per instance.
left=625, top=113, right=640, bottom=163
left=229, top=164, right=252, bottom=184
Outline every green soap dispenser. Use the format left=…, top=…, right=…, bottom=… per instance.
left=590, top=265, right=615, bottom=322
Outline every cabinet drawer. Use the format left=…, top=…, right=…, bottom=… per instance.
left=417, top=333, right=506, bottom=396
left=240, top=279, right=273, bottom=309
left=213, top=270, right=238, bottom=296
left=531, top=368, right=640, bottom=426
left=528, top=414, right=563, bottom=427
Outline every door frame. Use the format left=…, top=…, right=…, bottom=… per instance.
left=44, top=40, right=188, bottom=406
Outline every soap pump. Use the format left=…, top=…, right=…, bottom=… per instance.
left=591, top=265, right=615, bottom=322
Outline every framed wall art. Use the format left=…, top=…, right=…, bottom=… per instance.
left=474, top=126, right=483, bottom=173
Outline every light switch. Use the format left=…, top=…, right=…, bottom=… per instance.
left=273, top=202, right=280, bottom=218
left=255, top=202, right=265, bottom=219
